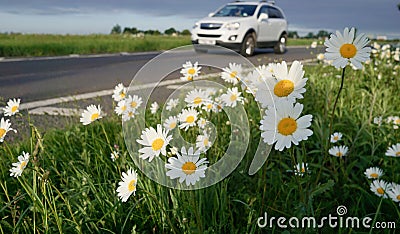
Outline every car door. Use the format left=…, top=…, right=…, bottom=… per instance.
left=267, top=6, right=286, bottom=42
left=256, top=6, right=273, bottom=42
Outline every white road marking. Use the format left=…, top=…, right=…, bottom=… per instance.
left=28, top=107, right=84, bottom=116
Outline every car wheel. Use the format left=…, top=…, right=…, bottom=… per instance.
left=240, top=33, right=256, bottom=57
left=274, top=34, right=287, bottom=54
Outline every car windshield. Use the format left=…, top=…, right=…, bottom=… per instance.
left=213, top=4, right=257, bottom=17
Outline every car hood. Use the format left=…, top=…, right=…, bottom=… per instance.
left=198, top=16, right=249, bottom=24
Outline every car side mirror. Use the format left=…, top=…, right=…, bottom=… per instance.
left=258, top=13, right=269, bottom=22
left=208, top=13, right=214, bottom=17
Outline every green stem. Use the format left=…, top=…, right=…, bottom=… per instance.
left=329, top=67, right=346, bottom=137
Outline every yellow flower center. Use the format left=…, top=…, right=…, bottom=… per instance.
left=230, top=71, right=238, bottom=79
left=370, top=173, right=379, bottom=178
left=397, top=195, right=400, bottom=201
left=396, top=151, right=400, bottom=157
left=128, top=112, right=134, bottom=117
left=121, top=105, right=127, bottom=111
left=204, top=138, right=209, bottom=146
left=277, top=118, right=297, bottom=136
left=188, top=68, right=196, bottom=75
left=336, top=152, right=343, bottom=157
left=194, top=97, right=202, bottom=105
left=91, top=113, right=99, bottom=121
left=207, top=104, right=212, bottom=110
left=187, top=76, right=193, bottom=81
left=131, top=101, right=137, bottom=108
left=230, top=94, right=237, bottom=102
left=128, top=179, right=136, bottom=192
left=301, top=167, right=305, bottom=173
left=274, top=80, right=295, bottom=97
left=340, top=43, right=357, bottom=59
left=0, top=128, right=6, bottom=138
left=186, top=116, right=195, bottom=123
left=151, top=138, right=164, bottom=151
left=11, top=105, right=18, bottom=113
left=182, top=162, right=197, bottom=175
left=20, top=161, right=27, bottom=169
left=120, top=92, right=126, bottom=99
left=377, top=188, right=385, bottom=195
left=333, top=136, right=339, bottom=141
left=169, top=122, right=177, bottom=129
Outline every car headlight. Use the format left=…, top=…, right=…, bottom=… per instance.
left=225, top=22, right=240, bottom=30
left=193, top=22, right=200, bottom=29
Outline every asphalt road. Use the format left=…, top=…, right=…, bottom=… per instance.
left=0, top=46, right=323, bottom=102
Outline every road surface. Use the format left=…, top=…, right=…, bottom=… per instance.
left=0, top=46, right=323, bottom=103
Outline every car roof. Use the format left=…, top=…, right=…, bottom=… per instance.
left=227, top=1, right=274, bottom=6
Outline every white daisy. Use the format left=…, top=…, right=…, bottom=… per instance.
left=373, top=116, right=382, bottom=126
left=328, top=145, right=349, bottom=157
left=388, top=183, right=400, bottom=203
left=150, top=102, right=159, bottom=114
left=370, top=180, right=391, bottom=198
left=294, top=162, right=308, bottom=177
left=196, top=132, right=211, bottom=152
left=166, top=98, right=179, bottom=111
left=221, top=63, right=242, bottom=85
left=126, top=95, right=142, bottom=111
left=122, top=108, right=136, bottom=122
left=165, top=147, right=208, bottom=186
left=114, top=99, right=128, bottom=116
left=164, top=116, right=178, bottom=131
left=178, top=108, right=198, bottom=131
left=364, top=167, right=383, bottom=179
left=184, top=89, right=210, bottom=108
left=3, top=98, right=21, bottom=116
left=197, top=118, right=208, bottom=129
left=310, top=41, right=318, bottom=49
left=317, top=53, right=325, bottom=61
left=116, top=168, right=137, bottom=202
left=221, top=87, right=244, bottom=108
left=0, top=118, right=17, bottom=143
left=255, top=61, right=308, bottom=108
left=136, top=124, right=172, bottom=162
left=112, top=83, right=127, bottom=102
left=385, top=143, right=400, bottom=157
left=330, top=132, right=343, bottom=143
left=80, top=105, right=102, bottom=125
left=202, top=102, right=217, bottom=113
left=260, top=100, right=313, bottom=151
left=180, top=61, right=201, bottom=81
left=111, top=151, right=120, bottom=162
left=9, top=151, right=30, bottom=177
left=324, top=27, right=371, bottom=69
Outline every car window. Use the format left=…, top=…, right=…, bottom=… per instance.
left=213, top=4, right=257, bottom=17
left=257, top=6, right=268, bottom=18
left=268, top=7, right=284, bottom=19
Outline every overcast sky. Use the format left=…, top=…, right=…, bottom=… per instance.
left=0, top=0, right=399, bottom=38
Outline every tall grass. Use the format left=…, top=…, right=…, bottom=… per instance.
left=1, top=52, right=399, bottom=233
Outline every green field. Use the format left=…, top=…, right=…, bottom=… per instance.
left=1, top=42, right=400, bottom=233
left=0, top=34, right=192, bottom=57
left=0, top=34, right=317, bottom=58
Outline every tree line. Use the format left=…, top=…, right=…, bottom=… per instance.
left=110, top=24, right=191, bottom=36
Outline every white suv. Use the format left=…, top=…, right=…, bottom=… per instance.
left=191, top=1, right=288, bottom=56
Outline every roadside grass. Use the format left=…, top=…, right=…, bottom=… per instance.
left=0, top=33, right=321, bottom=58
left=0, top=34, right=192, bottom=57
left=1, top=51, right=400, bottom=233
